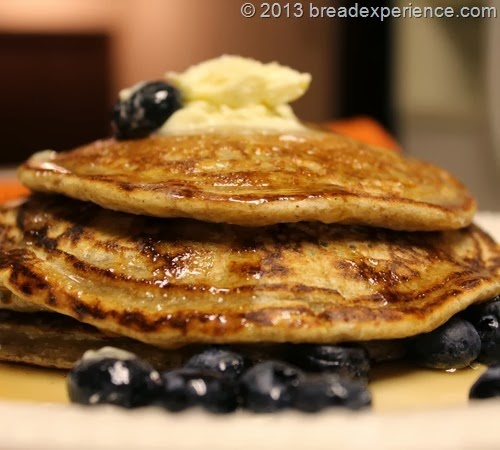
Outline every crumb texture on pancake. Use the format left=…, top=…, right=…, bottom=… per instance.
left=0, top=196, right=498, bottom=348
left=18, top=131, right=475, bottom=230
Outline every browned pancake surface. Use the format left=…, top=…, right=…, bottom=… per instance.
left=18, top=131, right=475, bottom=230
left=0, top=308, right=195, bottom=369
left=0, top=196, right=498, bottom=348
left=0, top=307, right=404, bottom=369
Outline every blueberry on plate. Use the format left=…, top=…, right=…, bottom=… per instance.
left=239, top=360, right=304, bottom=413
left=159, top=368, right=239, bottom=413
left=408, top=317, right=481, bottom=369
left=469, top=365, right=500, bottom=399
left=463, top=297, right=500, bottom=364
left=67, top=347, right=161, bottom=408
left=184, top=347, right=248, bottom=380
left=286, top=344, right=370, bottom=379
left=112, top=81, right=182, bottom=139
left=293, top=374, right=372, bottom=412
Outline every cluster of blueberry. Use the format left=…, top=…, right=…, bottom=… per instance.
left=463, top=296, right=500, bottom=399
left=405, top=295, right=500, bottom=399
left=68, top=345, right=371, bottom=413
left=405, top=296, right=500, bottom=370
left=67, top=296, right=500, bottom=412
left=111, top=82, right=182, bottom=140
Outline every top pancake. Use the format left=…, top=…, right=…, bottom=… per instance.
left=18, top=130, right=475, bottom=231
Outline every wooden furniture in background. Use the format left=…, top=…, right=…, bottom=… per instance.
left=0, top=33, right=111, bottom=164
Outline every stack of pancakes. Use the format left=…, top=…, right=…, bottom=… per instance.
left=0, top=130, right=499, bottom=368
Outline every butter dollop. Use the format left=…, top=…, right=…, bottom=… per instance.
left=159, top=55, right=311, bottom=134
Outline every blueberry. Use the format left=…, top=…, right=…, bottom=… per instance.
left=67, top=349, right=161, bottom=408
left=112, top=81, right=182, bottom=139
left=485, top=296, right=500, bottom=311
left=286, top=344, right=370, bottom=379
left=463, top=297, right=500, bottom=364
left=184, top=347, right=248, bottom=380
left=159, top=368, right=239, bottom=413
left=462, top=297, right=500, bottom=326
left=408, top=317, right=481, bottom=369
left=239, top=361, right=304, bottom=413
left=473, top=315, right=500, bottom=365
left=293, top=374, right=372, bottom=412
left=469, top=365, right=500, bottom=399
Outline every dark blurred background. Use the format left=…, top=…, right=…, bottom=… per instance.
left=0, top=0, right=498, bottom=209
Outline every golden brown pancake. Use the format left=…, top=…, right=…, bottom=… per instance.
left=0, top=309, right=187, bottom=369
left=0, top=195, right=498, bottom=349
left=0, top=307, right=406, bottom=369
left=17, top=130, right=475, bottom=231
